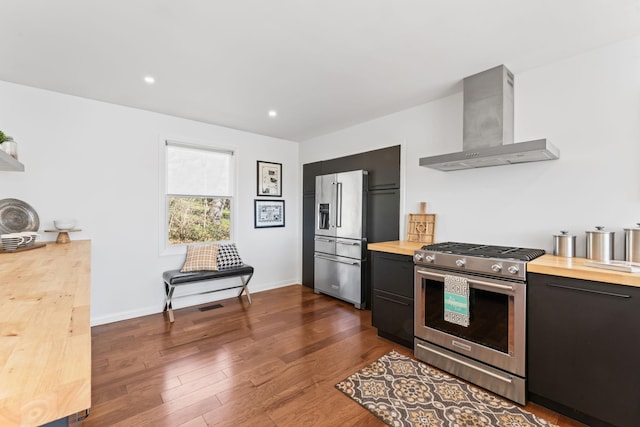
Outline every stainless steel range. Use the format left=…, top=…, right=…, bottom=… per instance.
left=413, top=242, right=545, bottom=404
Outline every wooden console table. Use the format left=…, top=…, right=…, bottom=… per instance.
left=0, top=240, right=91, bottom=426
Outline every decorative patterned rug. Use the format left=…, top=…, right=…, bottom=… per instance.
left=336, top=350, right=555, bottom=427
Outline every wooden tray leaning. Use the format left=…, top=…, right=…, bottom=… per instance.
left=406, top=213, right=436, bottom=243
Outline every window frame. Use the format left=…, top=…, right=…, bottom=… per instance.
left=159, top=138, right=237, bottom=256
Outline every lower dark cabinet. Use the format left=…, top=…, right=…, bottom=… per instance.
left=371, top=251, right=414, bottom=348
left=372, top=290, right=413, bottom=346
left=528, top=272, right=640, bottom=427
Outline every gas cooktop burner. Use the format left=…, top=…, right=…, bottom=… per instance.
left=420, top=242, right=545, bottom=261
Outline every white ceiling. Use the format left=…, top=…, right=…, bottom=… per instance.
left=2, top=1, right=640, bottom=142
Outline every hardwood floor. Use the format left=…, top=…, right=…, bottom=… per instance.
left=86, top=285, right=584, bottom=426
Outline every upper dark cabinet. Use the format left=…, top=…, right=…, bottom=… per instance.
left=320, top=153, right=364, bottom=175
left=303, top=145, right=401, bottom=193
left=367, top=189, right=400, bottom=243
left=363, top=145, right=400, bottom=190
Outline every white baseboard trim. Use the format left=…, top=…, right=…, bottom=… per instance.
left=90, top=280, right=299, bottom=326
left=91, top=306, right=159, bottom=327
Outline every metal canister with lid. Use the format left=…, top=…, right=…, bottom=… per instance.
left=585, top=226, right=615, bottom=261
left=553, top=231, right=576, bottom=257
left=624, top=223, right=640, bottom=263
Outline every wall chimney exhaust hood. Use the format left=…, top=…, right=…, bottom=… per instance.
left=420, top=65, right=559, bottom=171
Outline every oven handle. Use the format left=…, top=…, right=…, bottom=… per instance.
left=416, top=269, right=515, bottom=292
left=416, top=342, right=513, bottom=384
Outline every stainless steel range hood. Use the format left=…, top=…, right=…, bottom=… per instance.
left=420, top=65, right=559, bottom=171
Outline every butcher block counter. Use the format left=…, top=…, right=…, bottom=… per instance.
left=367, top=240, right=424, bottom=256
left=0, top=240, right=91, bottom=426
left=367, top=244, right=640, bottom=288
left=528, top=254, right=640, bottom=287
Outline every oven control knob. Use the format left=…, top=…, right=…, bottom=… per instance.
left=455, top=259, right=466, bottom=267
left=425, top=255, right=435, bottom=263
left=491, top=264, right=502, bottom=272
left=507, top=265, right=520, bottom=274
left=414, top=253, right=424, bottom=262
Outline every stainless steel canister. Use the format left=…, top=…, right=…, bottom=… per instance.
left=553, top=231, right=576, bottom=257
left=624, top=223, right=640, bottom=263
left=585, top=226, right=615, bottom=261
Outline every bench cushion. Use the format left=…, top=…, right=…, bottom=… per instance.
left=163, top=264, right=254, bottom=286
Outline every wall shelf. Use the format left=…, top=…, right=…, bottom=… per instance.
left=0, top=149, right=24, bottom=171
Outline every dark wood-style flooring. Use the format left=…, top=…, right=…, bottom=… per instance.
left=86, top=285, right=584, bottom=426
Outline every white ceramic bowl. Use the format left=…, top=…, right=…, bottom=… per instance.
left=54, top=219, right=77, bottom=230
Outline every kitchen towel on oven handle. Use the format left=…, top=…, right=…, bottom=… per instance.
left=444, top=275, right=470, bottom=327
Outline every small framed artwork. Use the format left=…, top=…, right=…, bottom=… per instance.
left=254, top=199, right=285, bottom=228
left=257, top=160, right=282, bottom=197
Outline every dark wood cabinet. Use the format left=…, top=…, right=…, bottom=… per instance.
left=371, top=251, right=414, bottom=348
left=302, top=193, right=316, bottom=287
left=302, top=161, right=322, bottom=194
left=362, top=145, right=400, bottom=190
left=302, top=145, right=401, bottom=290
left=528, top=273, right=640, bottom=427
left=367, top=189, right=400, bottom=244
left=320, top=153, right=363, bottom=175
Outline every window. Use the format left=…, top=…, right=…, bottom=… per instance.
left=165, top=140, right=235, bottom=247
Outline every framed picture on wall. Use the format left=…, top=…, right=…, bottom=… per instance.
left=254, top=199, right=285, bottom=228
left=257, top=160, right=282, bottom=197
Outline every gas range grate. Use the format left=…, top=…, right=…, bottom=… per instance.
left=420, top=242, right=545, bottom=261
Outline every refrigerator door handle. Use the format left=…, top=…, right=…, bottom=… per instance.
left=314, top=253, right=360, bottom=266
left=336, top=182, right=342, bottom=228
left=336, top=241, right=360, bottom=246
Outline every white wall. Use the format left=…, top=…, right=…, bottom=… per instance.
left=0, top=82, right=300, bottom=326
left=3, top=35, right=638, bottom=326
left=302, top=36, right=640, bottom=259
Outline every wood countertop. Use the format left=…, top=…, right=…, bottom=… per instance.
left=368, top=240, right=424, bottom=256
left=0, top=240, right=91, bottom=426
left=528, top=254, right=640, bottom=287
left=366, top=244, right=640, bottom=287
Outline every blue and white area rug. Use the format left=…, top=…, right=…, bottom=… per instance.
left=336, top=350, right=556, bottom=427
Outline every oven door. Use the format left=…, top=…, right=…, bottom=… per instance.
left=414, top=266, right=526, bottom=377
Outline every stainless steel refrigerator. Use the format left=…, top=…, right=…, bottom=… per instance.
left=314, top=170, right=368, bottom=308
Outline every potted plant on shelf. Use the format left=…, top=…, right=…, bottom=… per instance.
left=0, top=130, right=17, bottom=159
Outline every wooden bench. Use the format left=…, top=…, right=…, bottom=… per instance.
left=162, top=264, right=254, bottom=322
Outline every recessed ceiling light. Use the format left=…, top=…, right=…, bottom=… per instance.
left=144, top=76, right=155, bottom=84
left=268, top=110, right=277, bottom=118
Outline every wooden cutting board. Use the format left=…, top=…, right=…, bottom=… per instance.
left=406, top=202, right=436, bottom=243
left=407, top=214, right=436, bottom=243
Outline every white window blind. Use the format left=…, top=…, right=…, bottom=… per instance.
left=166, top=141, right=234, bottom=197
left=165, top=140, right=235, bottom=245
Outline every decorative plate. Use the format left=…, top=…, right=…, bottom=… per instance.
left=0, top=198, right=40, bottom=234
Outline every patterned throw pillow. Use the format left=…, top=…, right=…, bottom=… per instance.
left=180, top=244, right=219, bottom=272
left=216, top=243, right=244, bottom=270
